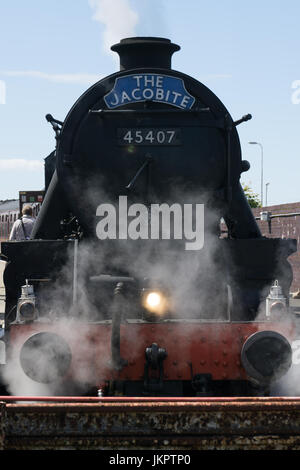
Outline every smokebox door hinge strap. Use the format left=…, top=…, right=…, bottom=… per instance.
left=144, top=343, right=167, bottom=392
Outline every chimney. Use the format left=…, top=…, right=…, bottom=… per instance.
left=111, top=37, right=180, bottom=71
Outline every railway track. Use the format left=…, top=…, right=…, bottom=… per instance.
left=0, top=396, right=300, bottom=450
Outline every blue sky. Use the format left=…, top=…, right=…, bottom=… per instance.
left=0, top=0, right=299, bottom=206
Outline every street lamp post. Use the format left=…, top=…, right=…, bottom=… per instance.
left=248, top=141, right=264, bottom=206
left=265, top=182, right=270, bottom=206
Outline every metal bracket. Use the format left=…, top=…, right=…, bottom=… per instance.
left=144, top=343, right=167, bottom=392
left=45, top=114, right=63, bottom=140
left=110, top=282, right=128, bottom=371
left=191, top=373, right=212, bottom=396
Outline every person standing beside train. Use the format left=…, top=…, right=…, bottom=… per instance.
left=9, top=205, right=35, bottom=241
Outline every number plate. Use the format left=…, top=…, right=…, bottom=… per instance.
left=117, top=128, right=181, bottom=146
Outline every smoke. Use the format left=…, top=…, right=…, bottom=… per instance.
left=1, top=320, right=112, bottom=396
left=0, top=177, right=233, bottom=396
left=2, top=174, right=298, bottom=397
left=3, top=183, right=298, bottom=397
left=72, top=179, right=230, bottom=322
left=89, top=0, right=139, bottom=56
left=130, top=0, right=168, bottom=38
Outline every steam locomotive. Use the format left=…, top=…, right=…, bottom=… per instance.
left=0, top=37, right=297, bottom=397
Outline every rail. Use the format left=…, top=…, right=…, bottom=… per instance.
left=0, top=395, right=300, bottom=450
left=1, top=395, right=300, bottom=403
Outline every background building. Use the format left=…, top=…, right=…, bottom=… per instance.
left=252, top=202, right=300, bottom=292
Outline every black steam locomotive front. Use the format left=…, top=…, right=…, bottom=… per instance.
left=31, top=37, right=295, bottom=319
left=35, top=37, right=258, bottom=241
left=1, top=37, right=296, bottom=396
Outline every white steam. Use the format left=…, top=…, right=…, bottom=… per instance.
left=89, top=0, right=139, bottom=56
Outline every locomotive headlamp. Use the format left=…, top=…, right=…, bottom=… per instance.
left=142, top=289, right=168, bottom=315
left=16, top=281, right=37, bottom=323
left=241, top=330, right=292, bottom=384
left=266, top=280, right=287, bottom=319
left=19, top=301, right=36, bottom=321
left=146, top=292, right=162, bottom=309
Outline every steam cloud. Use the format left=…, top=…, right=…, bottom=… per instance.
left=2, top=179, right=299, bottom=397
left=1, top=181, right=231, bottom=396
left=89, top=0, right=139, bottom=56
